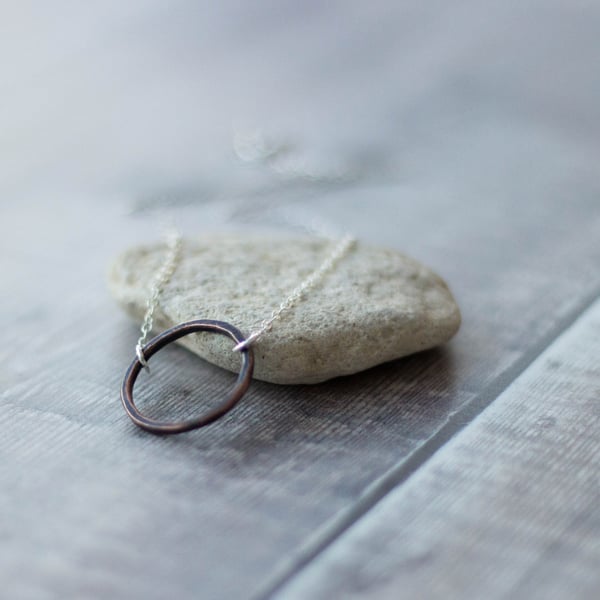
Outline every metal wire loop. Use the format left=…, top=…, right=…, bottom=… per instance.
left=121, top=319, right=254, bottom=434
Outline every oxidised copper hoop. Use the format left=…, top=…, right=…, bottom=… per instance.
left=121, top=319, right=254, bottom=434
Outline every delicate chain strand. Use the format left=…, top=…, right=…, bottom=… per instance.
left=232, top=233, right=356, bottom=352
left=136, top=229, right=183, bottom=370
left=137, top=229, right=356, bottom=358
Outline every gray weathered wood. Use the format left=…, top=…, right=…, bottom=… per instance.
left=1, top=2, right=600, bottom=599
left=275, top=299, right=600, bottom=600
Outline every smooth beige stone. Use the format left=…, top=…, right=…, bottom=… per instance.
left=108, top=233, right=461, bottom=384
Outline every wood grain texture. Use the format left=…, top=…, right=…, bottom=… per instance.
left=1, top=2, right=599, bottom=599
left=275, top=299, right=600, bottom=600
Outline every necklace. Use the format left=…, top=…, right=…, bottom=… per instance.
left=120, top=228, right=356, bottom=434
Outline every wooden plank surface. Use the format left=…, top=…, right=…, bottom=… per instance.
left=1, top=2, right=599, bottom=599
left=275, top=299, right=600, bottom=600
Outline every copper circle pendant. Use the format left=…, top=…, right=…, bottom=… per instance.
left=121, top=319, right=254, bottom=434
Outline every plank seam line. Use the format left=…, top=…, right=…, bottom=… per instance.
left=253, top=284, right=600, bottom=600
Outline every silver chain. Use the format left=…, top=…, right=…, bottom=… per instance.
left=135, top=229, right=183, bottom=371
left=136, top=228, right=356, bottom=361
left=232, top=232, right=355, bottom=351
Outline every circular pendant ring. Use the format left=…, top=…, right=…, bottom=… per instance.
left=121, top=319, right=254, bottom=434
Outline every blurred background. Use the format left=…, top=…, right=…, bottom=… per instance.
left=3, top=1, right=598, bottom=202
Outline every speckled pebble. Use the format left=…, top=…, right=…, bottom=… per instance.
left=108, top=233, right=461, bottom=384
